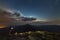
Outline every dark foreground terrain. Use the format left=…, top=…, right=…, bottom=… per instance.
left=0, top=24, right=60, bottom=40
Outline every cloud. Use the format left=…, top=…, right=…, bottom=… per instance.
left=0, top=8, right=18, bottom=28
left=0, top=8, right=37, bottom=28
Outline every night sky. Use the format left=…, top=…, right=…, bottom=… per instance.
left=0, top=0, right=60, bottom=21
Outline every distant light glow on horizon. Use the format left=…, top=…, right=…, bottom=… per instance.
left=35, top=19, right=47, bottom=22
left=0, top=25, right=6, bottom=28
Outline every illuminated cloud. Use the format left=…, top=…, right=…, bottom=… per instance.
left=16, top=10, right=24, bottom=17
left=0, top=8, right=37, bottom=28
